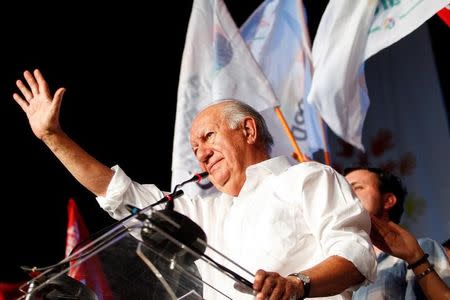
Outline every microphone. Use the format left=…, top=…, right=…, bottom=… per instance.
left=173, top=171, right=209, bottom=193
left=167, top=171, right=208, bottom=210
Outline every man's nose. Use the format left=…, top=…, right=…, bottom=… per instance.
left=196, top=145, right=213, bottom=163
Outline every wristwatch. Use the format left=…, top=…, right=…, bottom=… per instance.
left=288, top=272, right=311, bottom=299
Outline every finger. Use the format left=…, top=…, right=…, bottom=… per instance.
left=282, top=281, right=299, bottom=300
left=258, top=276, right=276, bottom=299
left=253, top=269, right=266, bottom=291
left=369, top=219, right=383, bottom=241
left=12, top=93, right=29, bottom=111
left=370, top=217, right=391, bottom=251
left=34, top=69, right=50, bottom=95
left=370, top=216, right=389, bottom=238
left=50, top=88, right=65, bottom=116
left=23, top=70, right=39, bottom=95
left=53, top=88, right=65, bottom=106
left=16, top=79, right=33, bottom=101
left=269, top=278, right=284, bottom=300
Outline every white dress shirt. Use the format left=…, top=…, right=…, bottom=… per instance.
left=97, top=156, right=376, bottom=299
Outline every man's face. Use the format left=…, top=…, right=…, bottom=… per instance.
left=190, top=104, right=248, bottom=196
left=345, top=169, right=384, bottom=217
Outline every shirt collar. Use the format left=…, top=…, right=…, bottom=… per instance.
left=246, top=156, right=293, bottom=176
left=238, top=156, right=293, bottom=197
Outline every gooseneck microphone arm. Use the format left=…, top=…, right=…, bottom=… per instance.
left=165, top=171, right=209, bottom=211
left=126, top=190, right=184, bottom=215
left=173, top=171, right=209, bottom=194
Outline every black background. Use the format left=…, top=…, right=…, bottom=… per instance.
left=0, top=1, right=448, bottom=281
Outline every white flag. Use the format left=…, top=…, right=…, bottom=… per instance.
left=171, top=0, right=278, bottom=197
left=308, top=0, right=449, bottom=151
left=241, top=0, right=324, bottom=159
left=328, top=24, right=450, bottom=243
left=366, top=0, right=450, bottom=60
left=308, top=1, right=376, bottom=150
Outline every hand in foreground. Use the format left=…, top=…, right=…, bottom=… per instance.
left=370, top=216, right=423, bottom=263
left=13, top=69, right=66, bottom=140
left=253, top=269, right=302, bottom=300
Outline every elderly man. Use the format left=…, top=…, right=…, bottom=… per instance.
left=13, top=69, right=376, bottom=300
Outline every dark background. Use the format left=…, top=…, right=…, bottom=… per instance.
left=0, top=1, right=448, bottom=281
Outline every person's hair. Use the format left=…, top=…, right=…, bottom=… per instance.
left=443, top=239, right=450, bottom=250
left=220, top=100, right=274, bottom=155
left=343, top=166, right=407, bottom=224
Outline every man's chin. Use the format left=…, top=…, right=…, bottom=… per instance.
left=209, top=174, right=229, bottom=190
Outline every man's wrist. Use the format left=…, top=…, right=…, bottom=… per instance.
left=407, top=253, right=429, bottom=269
left=288, top=272, right=310, bottom=299
left=405, top=247, right=425, bottom=265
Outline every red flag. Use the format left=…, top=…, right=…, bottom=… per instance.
left=66, top=198, right=114, bottom=300
left=437, top=5, right=450, bottom=27
left=0, top=282, right=24, bottom=300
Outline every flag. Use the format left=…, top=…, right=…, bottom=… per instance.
left=366, top=0, right=450, bottom=60
left=240, top=0, right=325, bottom=160
left=65, top=198, right=113, bottom=300
left=0, top=282, right=24, bottom=300
left=171, top=0, right=279, bottom=198
left=437, top=5, right=450, bottom=27
left=307, top=0, right=448, bottom=151
left=307, top=1, right=376, bottom=150
left=328, top=24, right=450, bottom=244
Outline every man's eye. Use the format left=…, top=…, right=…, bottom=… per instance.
left=206, top=132, right=214, bottom=140
left=353, top=186, right=363, bottom=191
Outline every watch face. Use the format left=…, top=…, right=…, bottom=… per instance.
left=297, top=273, right=310, bottom=283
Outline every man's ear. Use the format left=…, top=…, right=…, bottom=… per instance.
left=383, top=193, right=397, bottom=211
left=242, top=117, right=257, bottom=145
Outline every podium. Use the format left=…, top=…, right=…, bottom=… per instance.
left=17, top=207, right=255, bottom=300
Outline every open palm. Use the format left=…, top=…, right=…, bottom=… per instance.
left=13, top=69, right=65, bottom=140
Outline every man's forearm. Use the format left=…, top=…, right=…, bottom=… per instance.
left=300, top=255, right=365, bottom=297
left=42, top=131, right=114, bottom=197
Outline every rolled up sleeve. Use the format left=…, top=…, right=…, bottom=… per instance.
left=301, top=165, right=377, bottom=287
left=96, top=165, right=165, bottom=220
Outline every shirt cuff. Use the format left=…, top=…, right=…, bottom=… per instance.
left=96, top=165, right=131, bottom=213
left=328, top=238, right=378, bottom=288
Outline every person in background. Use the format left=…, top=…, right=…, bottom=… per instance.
left=344, top=167, right=450, bottom=299
left=12, top=69, right=377, bottom=300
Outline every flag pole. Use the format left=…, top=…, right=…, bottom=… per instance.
left=274, top=106, right=307, bottom=162
left=318, top=115, right=331, bottom=165
left=299, top=1, right=331, bottom=166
